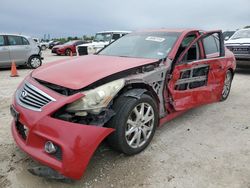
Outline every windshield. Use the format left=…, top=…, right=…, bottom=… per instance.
left=231, top=30, right=250, bottom=39
left=98, top=32, right=179, bottom=59
left=94, top=33, right=112, bottom=42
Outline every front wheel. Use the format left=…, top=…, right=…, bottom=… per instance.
left=221, top=70, right=233, bottom=101
left=107, top=93, right=158, bottom=155
left=65, top=49, right=72, bottom=56
left=28, top=56, right=42, bottom=69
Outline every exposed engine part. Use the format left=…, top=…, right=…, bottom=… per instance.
left=54, top=108, right=115, bottom=126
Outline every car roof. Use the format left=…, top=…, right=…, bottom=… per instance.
left=0, top=33, right=31, bottom=38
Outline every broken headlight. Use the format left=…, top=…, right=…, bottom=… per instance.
left=66, top=79, right=125, bottom=114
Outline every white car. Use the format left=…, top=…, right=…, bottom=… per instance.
left=77, top=31, right=131, bottom=55
left=225, top=28, right=250, bottom=63
left=33, top=38, right=49, bottom=50
left=0, top=34, right=43, bottom=68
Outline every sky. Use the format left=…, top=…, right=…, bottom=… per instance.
left=0, top=0, right=249, bottom=39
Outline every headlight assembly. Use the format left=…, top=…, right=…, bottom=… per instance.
left=66, top=79, right=125, bottom=114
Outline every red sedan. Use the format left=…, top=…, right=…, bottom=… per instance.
left=51, top=40, right=85, bottom=56
left=11, top=29, right=236, bottom=180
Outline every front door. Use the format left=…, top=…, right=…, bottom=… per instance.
left=168, top=31, right=225, bottom=111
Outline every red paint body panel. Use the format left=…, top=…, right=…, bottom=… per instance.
left=32, top=55, right=158, bottom=90
left=52, top=44, right=77, bottom=55
left=11, top=78, right=114, bottom=179
left=11, top=29, right=236, bottom=180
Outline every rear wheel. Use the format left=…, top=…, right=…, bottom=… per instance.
left=107, top=93, right=158, bottom=155
left=221, top=70, right=233, bottom=101
left=28, top=56, right=42, bottom=69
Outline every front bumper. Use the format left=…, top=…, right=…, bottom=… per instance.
left=11, top=78, right=114, bottom=180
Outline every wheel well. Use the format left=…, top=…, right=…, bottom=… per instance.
left=228, top=68, right=234, bottom=78
left=117, top=82, right=160, bottom=107
left=28, top=55, right=40, bottom=61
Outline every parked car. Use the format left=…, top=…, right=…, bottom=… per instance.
left=223, top=31, right=235, bottom=41
left=77, top=31, right=130, bottom=55
left=11, top=29, right=236, bottom=180
left=52, top=40, right=86, bottom=56
left=49, top=41, right=64, bottom=49
left=39, top=41, right=49, bottom=50
left=225, top=28, right=250, bottom=66
left=33, top=38, right=49, bottom=51
left=0, top=34, right=42, bottom=68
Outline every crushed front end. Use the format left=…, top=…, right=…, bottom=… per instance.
left=11, top=77, right=114, bottom=180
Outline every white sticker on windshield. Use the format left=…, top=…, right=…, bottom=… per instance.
left=145, top=36, right=165, bottom=42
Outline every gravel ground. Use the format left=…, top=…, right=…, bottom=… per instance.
left=0, top=50, right=250, bottom=188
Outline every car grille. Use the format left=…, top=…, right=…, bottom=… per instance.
left=16, top=82, right=56, bottom=111
left=227, top=46, right=250, bottom=54
left=78, top=46, right=88, bottom=55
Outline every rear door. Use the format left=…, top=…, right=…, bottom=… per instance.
left=168, top=31, right=224, bottom=111
left=0, top=35, right=11, bottom=66
left=7, top=35, right=30, bottom=65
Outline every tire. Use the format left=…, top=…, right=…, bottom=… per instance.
left=65, top=48, right=72, bottom=56
left=107, top=93, right=158, bottom=155
left=28, top=56, right=42, bottom=69
left=41, top=45, right=46, bottom=50
left=221, top=70, right=233, bottom=101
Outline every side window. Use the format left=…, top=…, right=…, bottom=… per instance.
left=0, top=36, right=5, bottom=46
left=112, top=34, right=120, bottom=40
left=175, top=35, right=200, bottom=63
left=203, top=34, right=219, bottom=57
left=22, top=37, right=29, bottom=45
left=8, top=36, right=23, bottom=45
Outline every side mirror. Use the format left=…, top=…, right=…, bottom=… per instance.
left=224, top=36, right=229, bottom=41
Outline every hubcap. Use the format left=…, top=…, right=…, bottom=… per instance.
left=30, top=57, right=41, bottom=68
left=222, top=71, right=232, bottom=98
left=125, top=103, right=154, bottom=149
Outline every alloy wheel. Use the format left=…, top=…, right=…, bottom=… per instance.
left=125, top=102, right=154, bottom=149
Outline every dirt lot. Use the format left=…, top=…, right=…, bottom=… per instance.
left=0, top=50, right=250, bottom=188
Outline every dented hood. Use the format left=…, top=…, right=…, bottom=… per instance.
left=32, top=55, right=158, bottom=90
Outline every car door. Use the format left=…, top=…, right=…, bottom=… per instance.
left=7, top=35, right=30, bottom=65
left=201, top=32, right=226, bottom=101
left=0, top=35, right=11, bottom=67
left=168, top=31, right=224, bottom=111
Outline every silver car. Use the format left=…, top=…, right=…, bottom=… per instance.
left=0, top=34, right=43, bottom=68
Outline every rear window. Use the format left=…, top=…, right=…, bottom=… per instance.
left=0, top=36, right=5, bottom=46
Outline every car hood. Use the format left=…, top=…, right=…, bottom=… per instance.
left=32, top=55, right=158, bottom=90
left=225, top=38, right=250, bottom=45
